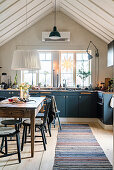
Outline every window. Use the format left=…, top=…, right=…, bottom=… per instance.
left=39, top=52, right=52, bottom=87
left=21, top=70, right=37, bottom=85
left=76, top=53, right=91, bottom=87
left=22, top=51, right=52, bottom=86
left=60, top=51, right=91, bottom=88
left=60, top=52, right=74, bottom=87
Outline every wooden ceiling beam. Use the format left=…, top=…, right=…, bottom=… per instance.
left=61, top=7, right=110, bottom=43
left=0, top=4, right=53, bottom=46
left=61, top=1, right=113, bottom=40
left=60, top=4, right=112, bottom=43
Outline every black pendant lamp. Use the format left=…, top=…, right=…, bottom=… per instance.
left=49, top=0, right=61, bottom=39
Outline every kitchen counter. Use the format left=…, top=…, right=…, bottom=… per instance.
left=0, top=89, right=113, bottom=125
left=0, top=88, right=113, bottom=93
left=0, top=89, right=103, bottom=92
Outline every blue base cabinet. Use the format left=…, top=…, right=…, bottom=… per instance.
left=66, top=95, right=78, bottom=117
left=79, top=93, right=97, bottom=118
left=55, top=95, right=66, bottom=117
left=97, top=92, right=113, bottom=125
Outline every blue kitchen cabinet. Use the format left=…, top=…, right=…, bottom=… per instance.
left=0, top=91, right=12, bottom=98
left=103, top=94, right=113, bottom=124
left=29, top=91, right=40, bottom=97
left=79, top=93, right=97, bottom=118
left=54, top=95, right=66, bottom=117
left=97, top=92, right=113, bottom=125
left=0, top=91, right=7, bottom=98
left=11, top=91, right=20, bottom=97
left=66, top=95, right=78, bottom=117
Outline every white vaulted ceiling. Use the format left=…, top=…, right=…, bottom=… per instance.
left=0, top=0, right=114, bottom=47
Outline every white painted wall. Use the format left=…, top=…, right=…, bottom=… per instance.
left=0, top=12, right=113, bottom=87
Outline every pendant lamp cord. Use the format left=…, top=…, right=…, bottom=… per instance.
left=54, top=0, right=56, bottom=26
left=26, top=0, right=27, bottom=27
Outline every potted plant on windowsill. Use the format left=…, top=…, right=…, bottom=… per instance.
left=77, top=64, right=91, bottom=88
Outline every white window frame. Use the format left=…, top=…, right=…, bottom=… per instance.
left=59, top=50, right=91, bottom=87
left=21, top=51, right=53, bottom=87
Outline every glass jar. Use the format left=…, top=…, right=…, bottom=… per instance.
left=23, top=89, right=29, bottom=99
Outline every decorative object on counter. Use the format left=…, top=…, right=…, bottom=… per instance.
left=63, top=79, right=67, bottom=90
left=53, top=69, right=55, bottom=87
left=14, top=72, right=18, bottom=85
left=49, top=0, right=61, bottom=39
left=86, top=41, right=99, bottom=88
left=100, top=82, right=105, bottom=91
left=108, top=78, right=114, bottom=92
left=59, top=83, right=62, bottom=89
left=77, top=62, right=91, bottom=88
left=105, top=78, right=110, bottom=89
left=19, top=83, right=30, bottom=100
left=1, top=73, right=9, bottom=89
left=38, top=82, right=41, bottom=90
left=43, top=71, right=49, bottom=87
left=8, top=76, right=12, bottom=88
left=57, top=72, right=59, bottom=87
left=12, top=72, right=18, bottom=89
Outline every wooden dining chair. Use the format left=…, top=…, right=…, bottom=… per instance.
left=50, top=96, right=62, bottom=130
left=21, top=98, right=51, bottom=151
left=36, top=98, right=52, bottom=136
left=0, top=126, right=21, bottom=163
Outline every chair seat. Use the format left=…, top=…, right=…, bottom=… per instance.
left=36, top=112, right=44, bottom=118
left=1, top=119, right=21, bottom=126
left=23, top=119, right=43, bottom=126
left=0, top=127, right=16, bottom=136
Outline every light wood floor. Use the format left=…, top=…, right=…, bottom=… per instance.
left=0, top=122, right=113, bottom=170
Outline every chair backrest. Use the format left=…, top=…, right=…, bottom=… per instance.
left=43, top=98, right=51, bottom=125
left=48, top=96, right=58, bottom=124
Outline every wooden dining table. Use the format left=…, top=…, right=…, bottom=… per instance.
left=0, top=97, right=45, bottom=157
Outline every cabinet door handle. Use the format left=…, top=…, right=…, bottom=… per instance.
left=79, top=96, right=81, bottom=99
left=66, top=96, right=68, bottom=98
left=64, top=96, right=65, bottom=98
left=12, top=92, right=14, bottom=94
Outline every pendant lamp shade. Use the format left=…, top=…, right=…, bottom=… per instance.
left=49, top=26, right=61, bottom=39
left=11, top=50, right=41, bottom=70
left=49, top=0, right=61, bottom=39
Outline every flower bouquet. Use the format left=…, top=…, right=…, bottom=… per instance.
left=19, top=83, right=30, bottom=100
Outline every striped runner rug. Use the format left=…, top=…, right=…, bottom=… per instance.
left=53, top=124, right=112, bottom=170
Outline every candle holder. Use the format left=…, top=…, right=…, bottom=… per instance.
left=57, top=73, right=59, bottom=87
left=19, top=83, right=30, bottom=100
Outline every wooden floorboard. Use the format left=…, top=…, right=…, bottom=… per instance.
left=0, top=122, right=113, bottom=170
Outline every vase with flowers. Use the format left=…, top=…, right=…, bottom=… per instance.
left=19, top=83, right=30, bottom=100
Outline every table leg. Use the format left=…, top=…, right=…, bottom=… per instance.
left=30, top=114, right=35, bottom=157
